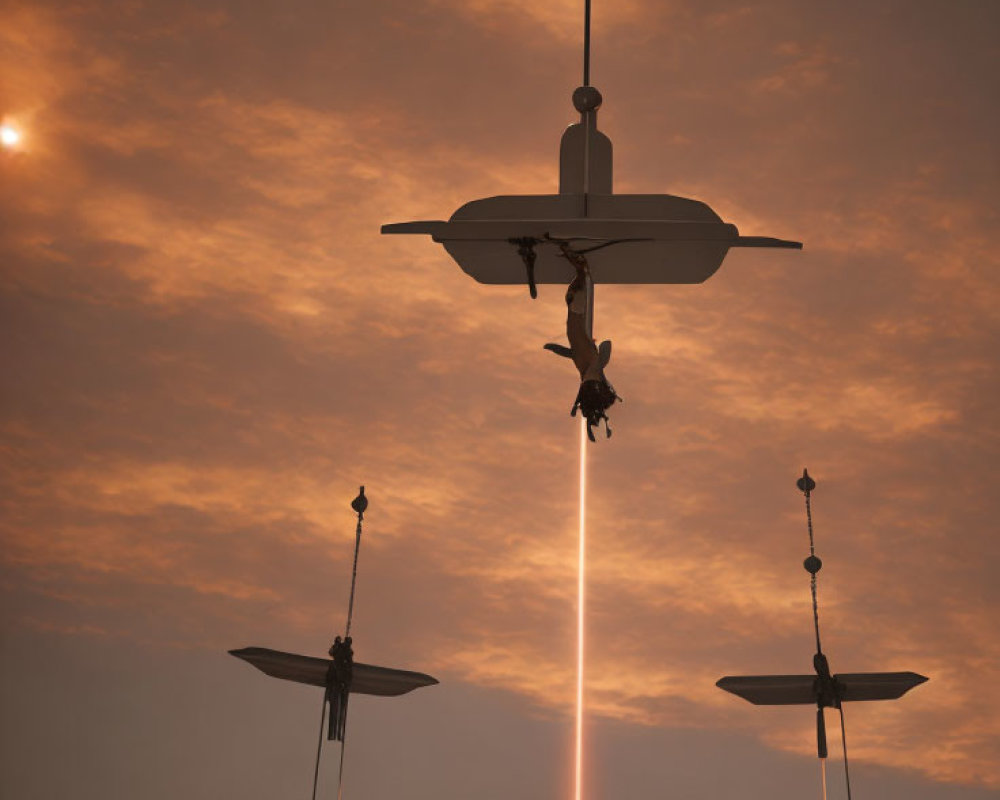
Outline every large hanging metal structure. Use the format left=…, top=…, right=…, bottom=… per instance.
left=716, top=470, right=928, bottom=798
left=381, top=9, right=800, bottom=293
left=230, top=487, right=438, bottom=799
left=381, top=0, right=800, bottom=443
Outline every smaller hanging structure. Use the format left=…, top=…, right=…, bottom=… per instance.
left=228, top=643, right=438, bottom=738
left=716, top=470, right=927, bottom=795
left=230, top=487, right=438, bottom=798
left=231, top=487, right=437, bottom=741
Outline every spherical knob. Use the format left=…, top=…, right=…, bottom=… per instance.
left=351, top=486, right=368, bottom=514
left=572, top=85, right=603, bottom=113
left=797, top=468, right=816, bottom=494
left=804, top=555, right=823, bottom=574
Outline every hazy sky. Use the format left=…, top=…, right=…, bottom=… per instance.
left=1, top=1, right=998, bottom=798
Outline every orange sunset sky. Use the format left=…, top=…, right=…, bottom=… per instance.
left=1, top=1, right=998, bottom=798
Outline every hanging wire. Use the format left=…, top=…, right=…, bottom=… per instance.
left=839, top=706, right=854, bottom=800
left=583, top=0, right=592, bottom=86
left=336, top=731, right=349, bottom=800
left=311, top=691, right=328, bottom=800
left=800, top=470, right=823, bottom=655
left=337, top=487, right=368, bottom=800
left=312, top=487, right=368, bottom=800
left=798, top=469, right=853, bottom=800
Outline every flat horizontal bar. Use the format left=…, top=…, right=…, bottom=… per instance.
left=732, top=236, right=803, bottom=249
left=229, top=647, right=438, bottom=696
left=716, top=670, right=928, bottom=706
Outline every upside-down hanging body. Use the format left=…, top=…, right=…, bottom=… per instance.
left=545, top=246, right=620, bottom=441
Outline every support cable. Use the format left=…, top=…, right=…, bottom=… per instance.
left=797, top=469, right=853, bottom=800
left=311, top=691, right=327, bottom=800
left=312, top=487, right=368, bottom=800
left=345, top=487, right=367, bottom=638
left=839, top=706, right=854, bottom=800
left=799, top=470, right=823, bottom=655
left=336, top=487, right=368, bottom=800
left=336, top=732, right=349, bottom=800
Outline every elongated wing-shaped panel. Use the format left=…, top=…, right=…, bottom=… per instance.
left=716, top=674, right=818, bottom=705
left=836, top=671, right=928, bottom=702
left=229, top=647, right=438, bottom=696
left=231, top=647, right=329, bottom=687
left=352, top=663, right=439, bottom=696
left=382, top=194, right=800, bottom=286
left=717, top=671, right=928, bottom=706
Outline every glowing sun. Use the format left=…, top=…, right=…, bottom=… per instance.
left=1, top=125, right=21, bottom=148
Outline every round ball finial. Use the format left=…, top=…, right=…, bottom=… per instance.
left=804, top=555, right=823, bottom=575
left=351, top=485, right=368, bottom=515
left=572, top=85, right=603, bottom=113
left=796, top=468, right=816, bottom=494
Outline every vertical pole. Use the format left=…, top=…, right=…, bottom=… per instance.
left=345, top=486, right=367, bottom=638
left=345, top=516, right=362, bottom=639
left=583, top=0, right=591, bottom=87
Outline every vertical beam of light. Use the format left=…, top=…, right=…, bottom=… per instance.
left=575, top=417, right=587, bottom=800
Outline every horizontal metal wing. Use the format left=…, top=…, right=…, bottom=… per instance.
left=732, top=236, right=803, bottom=249
left=385, top=219, right=741, bottom=243
left=716, top=674, right=818, bottom=705
left=231, top=647, right=329, bottom=687
left=229, top=647, right=438, bottom=695
left=381, top=193, right=801, bottom=285
left=351, top=662, right=439, bottom=696
left=835, top=671, right=928, bottom=702
left=381, top=221, right=448, bottom=236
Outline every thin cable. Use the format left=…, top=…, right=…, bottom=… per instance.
left=336, top=730, right=349, bottom=800
left=344, top=513, right=363, bottom=638
left=838, top=706, right=854, bottom=800
left=583, top=0, right=591, bottom=86
left=804, top=487, right=823, bottom=655
left=574, top=415, right=587, bottom=800
left=311, top=692, right=327, bottom=800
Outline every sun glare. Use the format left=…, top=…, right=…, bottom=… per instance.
left=1, top=125, right=21, bottom=148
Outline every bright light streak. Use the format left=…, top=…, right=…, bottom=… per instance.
left=575, top=417, right=587, bottom=800
left=0, top=125, right=20, bottom=148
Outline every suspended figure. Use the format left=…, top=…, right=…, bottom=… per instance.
left=326, top=635, right=354, bottom=742
left=544, top=241, right=620, bottom=440
left=382, top=16, right=802, bottom=440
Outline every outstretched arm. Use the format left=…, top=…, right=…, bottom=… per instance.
left=544, top=343, right=574, bottom=358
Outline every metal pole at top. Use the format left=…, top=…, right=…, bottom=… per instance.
left=583, top=0, right=591, bottom=86
left=345, top=486, right=368, bottom=638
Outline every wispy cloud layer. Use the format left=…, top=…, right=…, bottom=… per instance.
left=2, top=0, right=998, bottom=794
